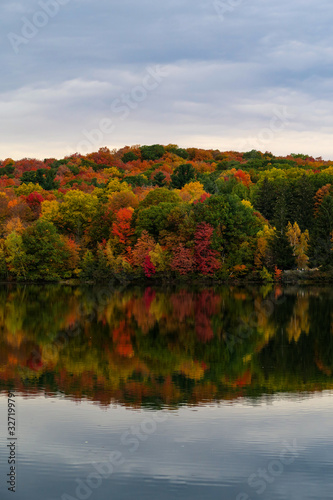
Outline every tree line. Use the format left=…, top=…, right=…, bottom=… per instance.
left=0, top=145, right=333, bottom=281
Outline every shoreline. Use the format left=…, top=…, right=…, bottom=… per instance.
left=0, top=269, right=333, bottom=286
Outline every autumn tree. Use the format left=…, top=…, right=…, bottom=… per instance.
left=254, top=225, right=275, bottom=269
left=132, top=231, right=155, bottom=269
left=25, top=191, right=44, bottom=217
left=149, top=243, right=171, bottom=273
left=171, top=244, right=195, bottom=275
left=314, top=184, right=331, bottom=215
left=194, top=222, right=220, bottom=275
left=144, top=255, right=156, bottom=278
left=286, top=222, right=310, bottom=269
left=178, top=181, right=205, bottom=203
left=5, top=231, right=27, bottom=279
left=57, top=189, right=99, bottom=239
left=112, top=208, right=134, bottom=245
left=106, top=191, right=138, bottom=213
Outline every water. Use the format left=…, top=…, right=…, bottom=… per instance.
left=0, top=284, right=332, bottom=500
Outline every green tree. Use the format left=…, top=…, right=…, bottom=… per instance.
left=311, top=195, right=333, bottom=267
left=269, top=229, right=295, bottom=270
left=253, top=177, right=277, bottom=221
left=140, top=145, right=165, bottom=161
left=123, top=175, right=149, bottom=187
left=139, top=188, right=180, bottom=209
left=288, top=175, right=315, bottom=232
left=20, top=169, right=59, bottom=190
left=136, top=203, right=178, bottom=238
left=194, top=194, right=261, bottom=269
left=22, top=220, right=71, bottom=280
left=122, top=151, right=139, bottom=163
left=171, top=164, right=196, bottom=189
left=152, top=171, right=167, bottom=187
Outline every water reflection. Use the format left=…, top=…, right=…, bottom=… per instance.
left=1, top=284, right=333, bottom=407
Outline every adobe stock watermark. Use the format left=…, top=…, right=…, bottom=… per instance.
left=214, top=0, right=244, bottom=22
left=75, top=65, right=168, bottom=155
left=238, top=106, right=295, bottom=153
left=8, top=0, right=71, bottom=54
left=236, top=439, right=299, bottom=499
left=61, top=411, right=169, bottom=500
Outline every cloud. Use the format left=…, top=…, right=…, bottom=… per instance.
left=1, top=0, right=333, bottom=159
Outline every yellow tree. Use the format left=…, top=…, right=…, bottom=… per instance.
left=286, top=222, right=309, bottom=269
left=5, top=231, right=27, bottom=278
left=16, top=182, right=44, bottom=196
left=4, top=217, right=25, bottom=236
left=57, top=190, right=99, bottom=238
left=40, top=200, right=60, bottom=222
left=254, top=225, right=275, bottom=269
left=178, top=181, right=205, bottom=203
left=105, top=179, right=132, bottom=195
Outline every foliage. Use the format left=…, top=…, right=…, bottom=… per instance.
left=139, top=187, right=180, bottom=208
left=57, top=190, right=99, bottom=238
left=132, top=231, right=156, bottom=269
left=259, top=266, right=274, bottom=282
left=112, top=208, right=134, bottom=245
left=2, top=144, right=333, bottom=281
left=171, top=163, right=196, bottom=189
left=171, top=244, right=195, bottom=275
left=286, top=222, right=310, bottom=270
left=21, top=220, right=71, bottom=280
left=140, top=144, right=165, bottom=161
left=122, top=151, right=139, bottom=163
left=194, top=222, right=220, bottom=275
left=144, top=255, right=156, bottom=277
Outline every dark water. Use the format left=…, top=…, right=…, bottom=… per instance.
left=0, top=284, right=333, bottom=500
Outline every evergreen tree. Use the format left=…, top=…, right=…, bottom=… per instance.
left=269, top=229, right=296, bottom=270
left=310, top=195, right=333, bottom=267
left=171, top=164, right=196, bottom=189
left=254, top=177, right=277, bottom=221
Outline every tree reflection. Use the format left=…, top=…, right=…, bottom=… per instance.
left=0, top=284, right=333, bottom=408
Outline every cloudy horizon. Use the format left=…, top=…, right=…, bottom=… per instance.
left=2, top=0, right=333, bottom=160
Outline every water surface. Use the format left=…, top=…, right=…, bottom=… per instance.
left=0, top=284, right=332, bottom=499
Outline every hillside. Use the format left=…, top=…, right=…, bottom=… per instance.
left=0, top=145, right=333, bottom=281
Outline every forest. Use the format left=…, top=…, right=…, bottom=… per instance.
left=0, top=144, right=333, bottom=282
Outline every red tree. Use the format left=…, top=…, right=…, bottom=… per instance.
left=111, top=208, right=134, bottom=244
left=171, top=244, right=195, bottom=275
left=144, top=255, right=156, bottom=278
left=25, top=192, right=44, bottom=216
left=194, top=222, right=220, bottom=275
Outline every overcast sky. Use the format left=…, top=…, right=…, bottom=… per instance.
left=2, top=0, right=333, bottom=160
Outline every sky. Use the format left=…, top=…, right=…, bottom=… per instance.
left=2, top=0, right=333, bottom=160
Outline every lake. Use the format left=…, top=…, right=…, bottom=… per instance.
left=0, top=283, right=332, bottom=500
